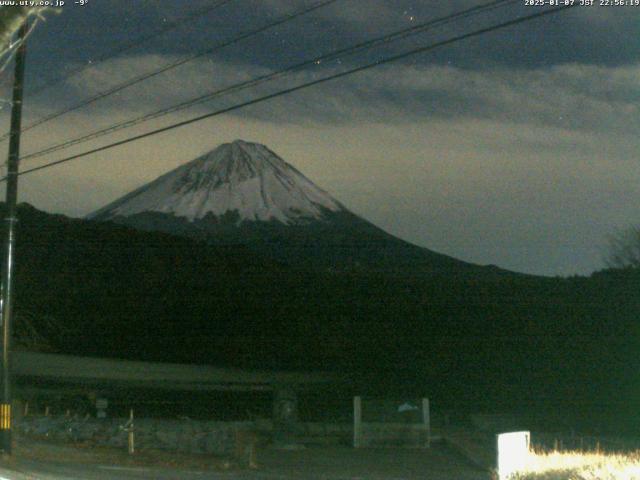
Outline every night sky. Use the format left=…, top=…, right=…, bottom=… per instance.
left=0, top=0, right=638, bottom=276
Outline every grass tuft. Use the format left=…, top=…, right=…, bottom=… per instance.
left=511, top=449, right=640, bottom=480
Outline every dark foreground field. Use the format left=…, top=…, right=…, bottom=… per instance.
left=0, top=438, right=490, bottom=480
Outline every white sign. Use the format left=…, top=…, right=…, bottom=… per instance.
left=496, top=431, right=530, bottom=480
left=397, top=402, right=419, bottom=413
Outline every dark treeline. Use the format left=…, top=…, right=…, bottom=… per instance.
left=4, top=204, right=640, bottom=427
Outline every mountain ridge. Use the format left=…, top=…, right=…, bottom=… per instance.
left=88, top=139, right=513, bottom=276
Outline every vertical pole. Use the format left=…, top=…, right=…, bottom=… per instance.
left=128, top=409, right=134, bottom=454
left=422, top=397, right=430, bottom=448
left=0, top=20, right=28, bottom=456
left=353, top=396, right=361, bottom=448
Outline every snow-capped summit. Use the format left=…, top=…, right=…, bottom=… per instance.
left=88, top=140, right=345, bottom=225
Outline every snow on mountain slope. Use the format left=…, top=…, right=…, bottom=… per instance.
left=88, top=140, right=346, bottom=224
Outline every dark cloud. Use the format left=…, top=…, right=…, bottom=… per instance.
left=18, top=0, right=640, bottom=96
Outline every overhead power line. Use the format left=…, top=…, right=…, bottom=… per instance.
left=4, top=4, right=576, bottom=182
left=22, top=0, right=518, bottom=162
left=1, top=0, right=338, bottom=143
left=23, top=0, right=235, bottom=100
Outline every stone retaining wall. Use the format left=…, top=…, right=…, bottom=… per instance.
left=17, top=416, right=255, bottom=455
left=16, top=416, right=352, bottom=453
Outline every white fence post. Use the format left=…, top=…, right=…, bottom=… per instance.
left=353, top=396, right=362, bottom=448
left=422, top=398, right=430, bottom=448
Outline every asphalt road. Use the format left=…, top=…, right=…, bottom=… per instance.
left=0, top=444, right=490, bottom=480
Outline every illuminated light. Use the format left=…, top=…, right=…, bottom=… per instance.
left=496, top=431, right=530, bottom=480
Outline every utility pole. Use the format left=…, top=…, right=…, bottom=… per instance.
left=0, top=20, right=28, bottom=455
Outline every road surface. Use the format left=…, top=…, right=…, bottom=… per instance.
left=0, top=440, right=490, bottom=479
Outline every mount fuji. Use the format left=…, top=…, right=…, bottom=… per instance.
left=88, top=140, right=503, bottom=275
left=89, top=140, right=345, bottom=225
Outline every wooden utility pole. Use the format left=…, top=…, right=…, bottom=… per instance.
left=0, top=20, right=28, bottom=455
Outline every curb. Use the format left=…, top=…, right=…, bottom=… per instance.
left=0, top=463, right=83, bottom=480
